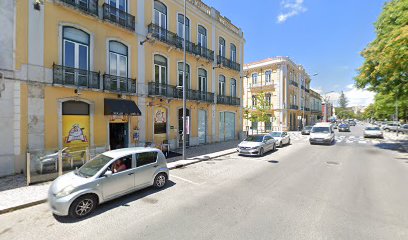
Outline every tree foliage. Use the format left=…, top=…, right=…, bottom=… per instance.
left=338, top=91, right=349, bottom=109
left=355, top=0, right=408, bottom=97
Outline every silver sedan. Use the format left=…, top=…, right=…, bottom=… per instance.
left=237, top=134, right=276, bottom=157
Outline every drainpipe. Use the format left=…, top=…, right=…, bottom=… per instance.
left=0, top=72, right=5, bottom=98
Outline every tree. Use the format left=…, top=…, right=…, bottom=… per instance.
left=249, top=92, right=273, bottom=133
left=355, top=0, right=408, bottom=98
left=338, top=91, right=349, bottom=108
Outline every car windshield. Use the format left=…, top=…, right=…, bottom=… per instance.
left=366, top=127, right=380, bottom=131
left=339, top=124, right=348, bottom=127
left=270, top=132, right=282, bottom=137
left=77, top=154, right=113, bottom=178
left=244, top=135, right=264, bottom=142
left=311, top=127, right=330, bottom=133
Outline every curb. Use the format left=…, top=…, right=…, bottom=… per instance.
left=0, top=149, right=238, bottom=215
left=0, top=199, right=47, bottom=215
left=169, top=149, right=237, bottom=170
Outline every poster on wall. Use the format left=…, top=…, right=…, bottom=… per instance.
left=154, top=107, right=167, bottom=135
left=63, top=115, right=90, bottom=150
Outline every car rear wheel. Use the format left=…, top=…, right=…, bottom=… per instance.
left=69, top=194, right=98, bottom=218
left=278, top=141, right=283, bottom=148
left=153, top=173, right=167, bottom=189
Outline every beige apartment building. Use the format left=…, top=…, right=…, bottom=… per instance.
left=243, top=57, right=322, bottom=132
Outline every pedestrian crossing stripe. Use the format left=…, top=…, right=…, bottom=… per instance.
left=288, top=133, right=392, bottom=145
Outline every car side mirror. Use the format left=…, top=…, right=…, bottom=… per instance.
left=104, top=170, right=113, bottom=177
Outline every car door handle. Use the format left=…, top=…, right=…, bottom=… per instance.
left=128, top=172, right=135, bottom=176
left=153, top=165, right=159, bottom=168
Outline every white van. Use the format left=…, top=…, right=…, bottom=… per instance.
left=309, top=123, right=335, bottom=145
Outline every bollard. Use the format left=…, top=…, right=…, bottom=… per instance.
left=26, top=152, right=31, bottom=186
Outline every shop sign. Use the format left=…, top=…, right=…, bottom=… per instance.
left=63, top=115, right=90, bottom=149
left=110, top=114, right=128, bottom=123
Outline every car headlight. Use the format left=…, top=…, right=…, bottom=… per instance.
left=55, top=185, right=75, bottom=198
left=325, top=135, right=332, bottom=140
left=250, top=146, right=260, bottom=150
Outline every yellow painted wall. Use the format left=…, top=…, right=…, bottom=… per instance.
left=15, top=0, right=28, bottom=70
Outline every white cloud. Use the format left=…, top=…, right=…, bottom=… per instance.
left=344, top=87, right=375, bottom=107
left=277, top=0, right=307, bottom=23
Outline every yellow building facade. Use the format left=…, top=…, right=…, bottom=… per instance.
left=243, top=57, right=322, bottom=132
left=0, top=0, right=244, bottom=177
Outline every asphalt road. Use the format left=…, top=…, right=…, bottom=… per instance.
left=1, top=124, right=408, bottom=240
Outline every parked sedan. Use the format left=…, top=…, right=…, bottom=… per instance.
left=364, top=126, right=383, bottom=138
left=237, top=135, right=276, bottom=157
left=400, top=124, right=408, bottom=134
left=48, top=148, right=169, bottom=218
left=301, top=126, right=313, bottom=135
left=338, top=123, right=350, bottom=132
left=269, top=131, right=291, bottom=147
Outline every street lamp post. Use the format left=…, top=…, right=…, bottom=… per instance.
left=182, top=0, right=187, bottom=160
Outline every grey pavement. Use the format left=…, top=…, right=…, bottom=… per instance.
left=0, top=140, right=241, bottom=214
left=1, top=124, right=408, bottom=239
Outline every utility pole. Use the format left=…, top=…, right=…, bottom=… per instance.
left=396, top=95, right=399, bottom=136
left=182, top=0, right=187, bottom=160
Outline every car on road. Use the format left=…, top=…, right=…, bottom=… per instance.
left=338, top=123, right=350, bottom=132
left=364, top=126, right=383, bottom=138
left=301, top=126, right=313, bottom=135
left=48, top=148, right=169, bottom=218
left=348, top=120, right=357, bottom=126
left=269, top=131, right=291, bottom=147
left=382, top=122, right=400, bottom=132
left=237, top=134, right=276, bottom=157
left=400, top=124, right=408, bottom=134
left=309, top=123, right=335, bottom=145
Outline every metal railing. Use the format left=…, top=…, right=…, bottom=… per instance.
left=305, top=88, right=310, bottom=93
left=148, top=82, right=214, bottom=103
left=305, top=107, right=311, bottom=111
left=102, top=3, right=135, bottom=31
left=148, top=23, right=214, bottom=61
left=217, top=95, right=240, bottom=106
left=58, top=0, right=99, bottom=16
left=103, top=74, right=137, bottom=94
left=217, top=55, right=241, bottom=72
left=290, top=104, right=299, bottom=110
left=290, top=80, right=298, bottom=87
left=53, top=64, right=100, bottom=89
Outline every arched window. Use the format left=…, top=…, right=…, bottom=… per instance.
left=109, top=41, right=128, bottom=77
left=177, top=14, right=190, bottom=41
left=154, top=54, right=167, bottom=84
left=230, top=43, right=237, bottom=62
left=177, top=62, right=190, bottom=89
left=154, top=1, right=167, bottom=29
left=198, top=68, right=207, bottom=93
left=230, top=78, right=237, bottom=98
left=198, top=25, right=207, bottom=48
left=219, top=75, right=226, bottom=96
left=219, top=37, right=226, bottom=57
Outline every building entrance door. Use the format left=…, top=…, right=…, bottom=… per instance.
left=178, top=108, right=190, bottom=148
left=109, top=123, right=128, bottom=150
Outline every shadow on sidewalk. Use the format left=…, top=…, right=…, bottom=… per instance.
left=373, top=139, right=408, bottom=153
left=0, top=174, right=27, bottom=192
left=53, top=180, right=176, bottom=223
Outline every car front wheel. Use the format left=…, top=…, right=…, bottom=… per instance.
left=258, top=148, right=264, bottom=157
left=69, top=194, right=98, bottom=218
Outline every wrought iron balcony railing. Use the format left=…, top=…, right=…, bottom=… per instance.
left=102, top=3, right=135, bottom=31
left=290, top=80, right=298, bottom=87
left=148, top=23, right=214, bottom=61
left=290, top=104, right=299, bottom=110
left=305, top=107, right=311, bottom=111
left=53, top=64, right=100, bottom=89
left=217, top=95, right=240, bottom=106
left=103, top=74, right=136, bottom=94
left=217, top=55, right=241, bottom=72
left=305, top=88, right=310, bottom=93
left=58, top=0, right=99, bottom=16
left=301, top=85, right=305, bottom=90
left=148, top=82, right=214, bottom=103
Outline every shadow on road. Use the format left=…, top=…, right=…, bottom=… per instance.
left=53, top=180, right=176, bottom=223
left=373, top=140, right=407, bottom=154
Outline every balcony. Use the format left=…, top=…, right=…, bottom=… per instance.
left=289, top=104, right=299, bottom=110
left=53, top=64, right=100, bottom=89
left=290, top=80, right=298, bottom=87
left=305, top=88, right=310, bottom=93
left=217, top=95, right=240, bottom=106
left=301, top=85, right=305, bottom=90
left=249, top=81, right=275, bottom=92
left=103, top=74, right=136, bottom=94
left=58, top=0, right=99, bottom=17
left=217, top=55, right=241, bottom=72
left=305, top=107, right=311, bottom=111
left=102, top=3, right=135, bottom=31
left=148, top=23, right=214, bottom=61
left=148, top=82, right=214, bottom=103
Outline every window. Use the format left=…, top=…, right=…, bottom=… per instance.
left=154, top=1, right=167, bottom=29
left=265, top=71, right=272, bottom=83
left=252, top=73, right=258, bottom=84
left=198, top=68, right=207, bottom=92
left=177, top=14, right=190, bottom=41
left=109, top=0, right=127, bottom=11
left=198, top=25, right=207, bottom=48
left=265, top=94, right=271, bottom=106
left=219, top=37, right=225, bottom=57
left=252, top=95, right=257, bottom=107
left=109, top=41, right=128, bottom=78
left=219, top=75, right=225, bottom=96
left=62, top=101, right=90, bottom=115
left=230, top=44, right=237, bottom=62
left=111, top=154, right=132, bottom=173
left=251, top=121, right=258, bottom=130
left=136, top=152, right=158, bottom=167
left=230, top=79, right=237, bottom=98
left=177, top=62, right=190, bottom=89
left=265, top=114, right=272, bottom=131
left=154, top=54, right=167, bottom=84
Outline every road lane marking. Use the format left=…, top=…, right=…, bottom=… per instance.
left=171, top=175, right=201, bottom=185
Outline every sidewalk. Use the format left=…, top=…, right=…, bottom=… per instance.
left=0, top=140, right=240, bottom=215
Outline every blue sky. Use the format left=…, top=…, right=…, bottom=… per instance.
left=204, top=0, right=388, bottom=105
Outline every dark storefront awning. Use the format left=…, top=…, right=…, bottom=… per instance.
left=104, top=99, right=142, bottom=116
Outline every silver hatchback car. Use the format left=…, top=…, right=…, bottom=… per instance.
left=48, top=147, right=169, bottom=218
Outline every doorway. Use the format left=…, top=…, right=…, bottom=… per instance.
left=178, top=108, right=190, bottom=147
left=109, top=123, right=128, bottom=150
